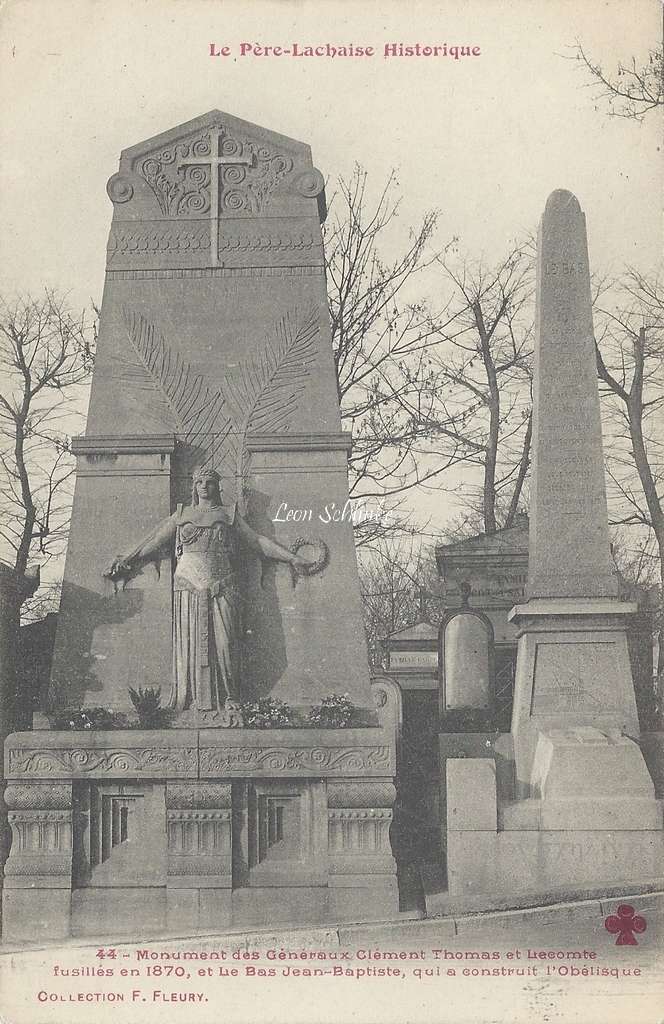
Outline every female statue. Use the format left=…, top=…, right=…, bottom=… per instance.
left=105, top=466, right=310, bottom=714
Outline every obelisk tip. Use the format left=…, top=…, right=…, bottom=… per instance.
left=544, top=189, right=582, bottom=217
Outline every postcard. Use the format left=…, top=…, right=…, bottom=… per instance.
left=0, top=1, right=662, bottom=1022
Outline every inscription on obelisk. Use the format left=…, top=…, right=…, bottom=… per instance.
left=527, top=189, right=617, bottom=599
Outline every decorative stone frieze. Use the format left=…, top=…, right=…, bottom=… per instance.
left=199, top=743, right=392, bottom=777
left=166, top=782, right=232, bottom=886
left=5, top=731, right=199, bottom=779
left=3, top=782, right=73, bottom=881
left=327, top=780, right=396, bottom=869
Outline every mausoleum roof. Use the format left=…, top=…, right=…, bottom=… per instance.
left=386, top=619, right=438, bottom=643
left=436, top=515, right=529, bottom=558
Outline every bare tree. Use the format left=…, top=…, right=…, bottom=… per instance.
left=420, top=243, right=535, bottom=535
left=358, top=536, right=444, bottom=668
left=611, top=533, right=662, bottom=728
left=572, top=16, right=663, bottom=120
left=0, top=290, right=95, bottom=614
left=328, top=177, right=545, bottom=696
left=594, top=268, right=664, bottom=676
left=325, top=165, right=460, bottom=543
left=324, top=172, right=535, bottom=546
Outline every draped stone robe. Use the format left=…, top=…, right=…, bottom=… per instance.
left=170, top=503, right=239, bottom=710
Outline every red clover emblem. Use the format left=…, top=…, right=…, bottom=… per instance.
left=604, top=904, right=647, bottom=945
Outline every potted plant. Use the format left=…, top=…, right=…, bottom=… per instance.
left=241, top=697, right=297, bottom=728
left=128, top=687, right=174, bottom=729
left=308, top=693, right=355, bottom=728
left=50, top=707, right=129, bottom=730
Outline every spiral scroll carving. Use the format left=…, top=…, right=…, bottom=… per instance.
left=292, top=168, right=325, bottom=198
left=106, top=173, right=134, bottom=204
left=136, top=124, right=293, bottom=218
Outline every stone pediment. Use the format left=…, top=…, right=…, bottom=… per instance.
left=435, top=517, right=529, bottom=608
left=107, top=109, right=326, bottom=229
left=121, top=109, right=311, bottom=165
left=386, top=620, right=438, bottom=644
left=436, top=516, right=528, bottom=567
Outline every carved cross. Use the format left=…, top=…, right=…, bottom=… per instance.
left=176, top=127, right=253, bottom=265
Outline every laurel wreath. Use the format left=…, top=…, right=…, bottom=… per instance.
left=290, top=536, right=330, bottom=581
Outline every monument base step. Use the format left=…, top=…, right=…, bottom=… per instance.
left=446, top=828, right=664, bottom=901
left=0, top=877, right=409, bottom=943
left=422, top=874, right=664, bottom=920
left=3, top=886, right=664, bottom=955
left=1, top=879, right=402, bottom=943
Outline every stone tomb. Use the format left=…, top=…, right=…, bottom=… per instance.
left=2, top=111, right=397, bottom=941
left=444, top=191, right=664, bottom=902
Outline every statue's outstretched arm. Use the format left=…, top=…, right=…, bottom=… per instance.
left=104, top=513, right=178, bottom=581
left=235, top=514, right=310, bottom=570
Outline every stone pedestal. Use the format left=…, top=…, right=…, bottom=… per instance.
left=446, top=755, right=664, bottom=900
left=165, top=782, right=232, bottom=933
left=2, top=727, right=397, bottom=941
left=530, top=728, right=660, bottom=829
left=509, top=599, right=641, bottom=790
left=327, top=780, right=398, bottom=920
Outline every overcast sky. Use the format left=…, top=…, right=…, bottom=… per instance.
left=0, top=0, right=661, bottom=546
left=1, top=0, right=660, bottom=299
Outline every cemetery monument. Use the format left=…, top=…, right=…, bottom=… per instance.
left=2, top=111, right=398, bottom=941
left=444, top=190, right=663, bottom=900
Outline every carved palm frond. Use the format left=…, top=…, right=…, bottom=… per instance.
left=222, top=308, right=320, bottom=500
left=121, top=309, right=231, bottom=465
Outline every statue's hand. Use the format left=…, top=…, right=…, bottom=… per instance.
left=288, top=538, right=329, bottom=584
left=103, top=556, right=135, bottom=580
left=291, top=554, right=314, bottom=573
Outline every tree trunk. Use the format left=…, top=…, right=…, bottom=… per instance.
left=626, top=329, right=664, bottom=690
left=14, top=420, right=36, bottom=577
left=473, top=301, right=499, bottom=535
left=505, top=414, right=532, bottom=527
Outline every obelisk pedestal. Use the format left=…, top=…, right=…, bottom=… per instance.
left=444, top=191, right=663, bottom=902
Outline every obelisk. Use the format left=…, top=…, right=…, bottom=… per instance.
left=443, top=191, right=661, bottom=902
left=509, top=190, right=652, bottom=807
left=528, top=190, right=617, bottom=600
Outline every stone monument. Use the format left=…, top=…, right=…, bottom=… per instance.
left=2, top=111, right=397, bottom=941
left=510, top=191, right=642, bottom=785
left=444, top=190, right=663, bottom=903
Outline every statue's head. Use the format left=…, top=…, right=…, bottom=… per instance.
left=191, top=466, right=222, bottom=506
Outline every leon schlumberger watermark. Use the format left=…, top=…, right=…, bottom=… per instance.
left=273, top=500, right=393, bottom=527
